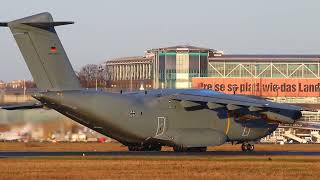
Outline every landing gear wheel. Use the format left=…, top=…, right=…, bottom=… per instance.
left=153, top=145, right=162, bottom=151
left=128, top=146, right=138, bottom=151
left=247, top=144, right=254, bottom=152
left=241, top=143, right=254, bottom=152
left=173, top=146, right=207, bottom=152
left=187, top=147, right=207, bottom=152
left=241, top=143, right=248, bottom=152
left=128, top=145, right=162, bottom=152
left=173, top=145, right=185, bottom=152
left=198, top=147, right=207, bottom=152
left=146, top=144, right=162, bottom=151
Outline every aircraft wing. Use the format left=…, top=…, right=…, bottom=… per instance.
left=170, top=93, right=266, bottom=109
left=0, top=102, right=43, bottom=110
left=167, top=90, right=302, bottom=124
left=168, top=90, right=302, bottom=110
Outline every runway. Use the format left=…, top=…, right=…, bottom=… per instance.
left=1, top=150, right=320, bottom=157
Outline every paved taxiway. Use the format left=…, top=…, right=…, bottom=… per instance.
left=1, top=151, right=320, bottom=157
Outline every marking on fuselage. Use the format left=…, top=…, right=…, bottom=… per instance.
left=129, top=110, right=136, bottom=117
left=242, top=127, right=251, bottom=137
left=13, top=32, right=27, bottom=36
left=155, top=117, right=166, bottom=136
left=225, top=111, right=231, bottom=135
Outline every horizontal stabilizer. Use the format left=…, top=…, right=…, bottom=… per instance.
left=1, top=22, right=73, bottom=27
left=0, top=102, right=43, bottom=110
left=22, top=21, right=74, bottom=28
left=0, top=22, right=8, bottom=27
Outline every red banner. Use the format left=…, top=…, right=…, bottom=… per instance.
left=192, top=78, right=320, bottom=97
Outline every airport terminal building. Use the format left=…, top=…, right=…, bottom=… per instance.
left=105, top=45, right=215, bottom=90
left=105, top=45, right=320, bottom=143
left=105, top=45, right=320, bottom=102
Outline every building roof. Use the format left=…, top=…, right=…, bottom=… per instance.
left=105, top=56, right=153, bottom=65
left=209, top=54, right=320, bottom=62
left=148, top=45, right=216, bottom=52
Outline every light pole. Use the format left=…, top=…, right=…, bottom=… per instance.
left=23, top=79, right=26, bottom=101
left=95, top=79, right=97, bottom=91
left=130, top=65, right=133, bottom=92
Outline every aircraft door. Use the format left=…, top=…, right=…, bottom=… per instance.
left=242, top=126, right=251, bottom=136
left=156, top=117, right=166, bottom=136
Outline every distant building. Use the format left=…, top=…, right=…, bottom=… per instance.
left=105, top=45, right=218, bottom=90
left=0, top=80, right=36, bottom=90
left=198, top=54, right=320, bottom=101
left=7, top=80, right=24, bottom=89
left=0, top=81, right=5, bottom=89
left=105, top=56, right=153, bottom=90
left=104, top=45, right=320, bottom=104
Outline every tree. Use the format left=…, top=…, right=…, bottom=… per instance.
left=78, top=64, right=106, bottom=88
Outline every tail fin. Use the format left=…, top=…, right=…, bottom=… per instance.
left=1, top=12, right=81, bottom=91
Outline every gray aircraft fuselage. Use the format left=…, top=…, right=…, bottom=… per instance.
left=33, top=89, right=278, bottom=147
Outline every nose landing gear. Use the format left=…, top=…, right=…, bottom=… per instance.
left=241, top=143, right=254, bottom=152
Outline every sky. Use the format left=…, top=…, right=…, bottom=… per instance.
left=0, top=0, right=320, bottom=81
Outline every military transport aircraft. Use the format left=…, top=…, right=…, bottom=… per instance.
left=0, top=13, right=303, bottom=152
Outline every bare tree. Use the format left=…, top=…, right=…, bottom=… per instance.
left=78, top=64, right=106, bottom=88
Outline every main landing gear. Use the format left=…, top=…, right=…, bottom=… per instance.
left=241, top=143, right=254, bottom=152
left=173, top=146, right=207, bottom=152
left=128, top=144, right=162, bottom=151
